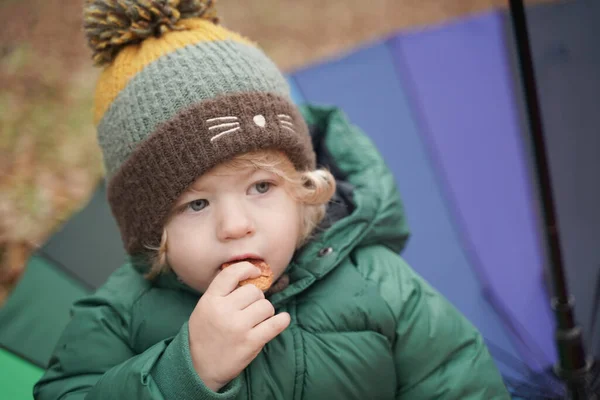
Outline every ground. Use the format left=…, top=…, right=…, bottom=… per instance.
left=0, top=0, right=551, bottom=305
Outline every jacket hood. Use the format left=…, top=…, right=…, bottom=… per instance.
left=132, top=104, right=410, bottom=301
left=286, top=105, right=411, bottom=274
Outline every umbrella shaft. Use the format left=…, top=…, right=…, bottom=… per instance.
left=507, top=0, right=570, bottom=305
left=507, top=0, right=592, bottom=395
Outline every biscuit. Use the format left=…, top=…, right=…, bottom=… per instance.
left=221, top=259, right=274, bottom=292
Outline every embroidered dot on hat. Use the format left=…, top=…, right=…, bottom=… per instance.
left=253, top=114, right=266, bottom=127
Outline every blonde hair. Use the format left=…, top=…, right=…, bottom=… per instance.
left=145, top=150, right=336, bottom=279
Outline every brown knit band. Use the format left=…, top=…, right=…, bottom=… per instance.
left=107, top=92, right=315, bottom=255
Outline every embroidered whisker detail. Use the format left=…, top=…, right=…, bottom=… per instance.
left=206, top=116, right=239, bottom=123
left=210, top=126, right=241, bottom=142
left=280, top=120, right=294, bottom=127
left=277, top=114, right=292, bottom=120
left=281, top=126, right=296, bottom=134
left=208, top=122, right=240, bottom=130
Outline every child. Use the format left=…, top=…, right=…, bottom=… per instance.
left=34, top=1, right=510, bottom=398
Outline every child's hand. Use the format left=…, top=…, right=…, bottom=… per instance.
left=188, top=261, right=291, bottom=392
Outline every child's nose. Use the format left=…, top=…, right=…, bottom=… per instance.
left=216, top=205, right=255, bottom=241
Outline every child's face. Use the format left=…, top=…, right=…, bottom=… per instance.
left=164, top=161, right=302, bottom=293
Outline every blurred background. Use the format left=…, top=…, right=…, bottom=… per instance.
left=0, top=0, right=551, bottom=305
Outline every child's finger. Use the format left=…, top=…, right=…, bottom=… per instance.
left=205, top=262, right=261, bottom=297
left=241, top=298, right=275, bottom=328
left=248, top=312, right=291, bottom=346
left=227, top=283, right=265, bottom=310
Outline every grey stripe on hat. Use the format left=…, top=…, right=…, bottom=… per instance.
left=97, top=39, right=291, bottom=178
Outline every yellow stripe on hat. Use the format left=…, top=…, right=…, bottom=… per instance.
left=94, top=18, right=256, bottom=125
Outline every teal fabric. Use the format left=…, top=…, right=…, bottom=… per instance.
left=34, top=105, right=509, bottom=399
left=0, top=254, right=89, bottom=367
left=0, top=348, right=44, bottom=400
left=98, top=39, right=290, bottom=178
left=40, top=182, right=127, bottom=289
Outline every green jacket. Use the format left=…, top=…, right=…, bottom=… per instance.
left=34, top=105, right=510, bottom=399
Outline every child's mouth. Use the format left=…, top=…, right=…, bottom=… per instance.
left=224, top=254, right=263, bottom=264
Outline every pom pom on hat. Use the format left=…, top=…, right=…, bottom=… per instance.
left=83, top=0, right=218, bottom=65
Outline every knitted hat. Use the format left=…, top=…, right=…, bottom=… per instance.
left=83, top=0, right=316, bottom=255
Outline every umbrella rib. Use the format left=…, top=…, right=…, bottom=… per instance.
left=0, top=342, right=45, bottom=369
left=33, top=247, right=95, bottom=292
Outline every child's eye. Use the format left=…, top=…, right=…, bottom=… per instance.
left=252, top=181, right=272, bottom=194
left=188, top=199, right=208, bottom=212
